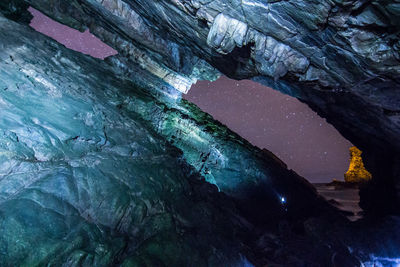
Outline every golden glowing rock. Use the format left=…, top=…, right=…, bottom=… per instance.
left=344, top=146, right=372, bottom=183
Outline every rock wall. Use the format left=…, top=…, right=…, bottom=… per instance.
left=0, top=10, right=352, bottom=266
left=0, top=14, right=249, bottom=265
left=3, top=0, right=399, bottom=215
left=0, top=2, right=400, bottom=265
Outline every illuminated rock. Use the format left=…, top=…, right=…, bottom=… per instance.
left=0, top=2, right=399, bottom=266
left=0, top=11, right=345, bottom=266
left=344, top=146, right=372, bottom=183
left=6, top=0, right=400, bottom=213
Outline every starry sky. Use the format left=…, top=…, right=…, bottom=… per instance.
left=29, top=7, right=117, bottom=59
left=29, top=8, right=352, bottom=183
left=185, top=78, right=352, bottom=182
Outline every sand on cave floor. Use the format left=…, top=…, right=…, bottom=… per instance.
left=314, top=183, right=362, bottom=221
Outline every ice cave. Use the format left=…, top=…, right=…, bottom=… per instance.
left=0, top=0, right=399, bottom=266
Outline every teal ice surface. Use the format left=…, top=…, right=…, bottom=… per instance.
left=0, top=6, right=336, bottom=265
left=0, top=15, right=250, bottom=266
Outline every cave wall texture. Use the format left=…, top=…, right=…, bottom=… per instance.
left=0, top=0, right=399, bottom=266
left=2, top=0, right=398, bottom=215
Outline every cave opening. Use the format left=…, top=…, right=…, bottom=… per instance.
left=1, top=1, right=399, bottom=265
left=28, top=7, right=117, bottom=60
left=184, top=76, right=370, bottom=220
left=185, top=76, right=352, bottom=184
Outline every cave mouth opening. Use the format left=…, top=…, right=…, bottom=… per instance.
left=185, top=76, right=353, bottom=184
left=184, top=76, right=369, bottom=221
left=28, top=7, right=117, bottom=60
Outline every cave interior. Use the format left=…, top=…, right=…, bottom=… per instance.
left=0, top=0, right=399, bottom=266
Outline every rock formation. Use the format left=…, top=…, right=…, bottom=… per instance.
left=0, top=10, right=347, bottom=266
left=345, top=146, right=372, bottom=183
left=0, top=1, right=399, bottom=266
left=2, top=0, right=398, bottom=215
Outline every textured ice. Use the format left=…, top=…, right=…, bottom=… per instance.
left=1, top=4, right=400, bottom=265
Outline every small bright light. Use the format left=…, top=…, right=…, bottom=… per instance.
left=281, top=197, right=286, bottom=204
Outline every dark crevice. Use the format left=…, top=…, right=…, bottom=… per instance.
left=0, top=0, right=32, bottom=23
left=210, top=42, right=256, bottom=79
left=383, top=108, right=400, bottom=116
left=349, top=0, right=374, bottom=17
left=197, top=18, right=208, bottom=29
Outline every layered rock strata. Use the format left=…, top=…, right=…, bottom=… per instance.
left=0, top=1, right=400, bottom=265
left=0, top=12, right=351, bottom=266
left=3, top=0, right=399, bottom=214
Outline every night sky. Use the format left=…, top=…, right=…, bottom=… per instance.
left=29, top=8, right=352, bottom=183
left=186, top=78, right=352, bottom=182
left=29, top=7, right=117, bottom=59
